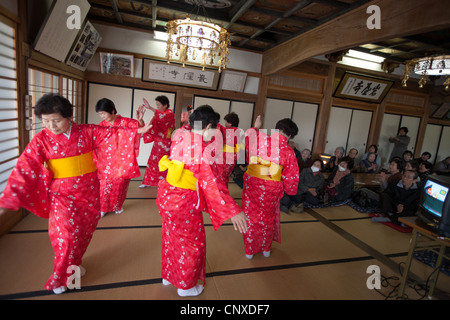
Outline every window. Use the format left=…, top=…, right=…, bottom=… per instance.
left=0, top=17, right=19, bottom=193
left=28, top=68, right=83, bottom=138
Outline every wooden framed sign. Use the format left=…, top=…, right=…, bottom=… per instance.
left=142, top=58, right=220, bottom=90
left=334, top=72, right=393, bottom=103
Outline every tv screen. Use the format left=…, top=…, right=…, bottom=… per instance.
left=422, top=179, right=449, bottom=218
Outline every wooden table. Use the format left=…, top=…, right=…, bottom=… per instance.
left=397, top=216, right=450, bottom=299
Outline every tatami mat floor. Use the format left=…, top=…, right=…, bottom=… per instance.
left=0, top=169, right=449, bottom=301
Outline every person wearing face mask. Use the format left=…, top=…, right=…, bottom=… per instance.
left=139, top=96, right=175, bottom=188
left=324, top=156, right=355, bottom=203
left=280, top=159, right=324, bottom=213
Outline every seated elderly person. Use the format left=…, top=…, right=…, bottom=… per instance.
left=371, top=170, right=420, bottom=225
left=359, top=152, right=379, bottom=173
left=325, top=146, right=345, bottom=172
left=280, top=159, right=324, bottom=213
left=324, top=156, right=354, bottom=203
left=298, top=148, right=314, bottom=173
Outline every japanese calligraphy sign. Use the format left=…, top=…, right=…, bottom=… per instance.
left=334, top=72, right=393, bottom=103
left=142, top=58, right=220, bottom=90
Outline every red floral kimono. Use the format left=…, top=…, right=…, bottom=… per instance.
left=98, top=115, right=141, bottom=213
left=142, top=109, right=175, bottom=186
left=156, top=128, right=241, bottom=290
left=0, top=123, right=140, bottom=291
left=216, top=123, right=243, bottom=186
left=242, top=128, right=299, bottom=255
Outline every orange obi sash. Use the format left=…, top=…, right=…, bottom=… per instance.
left=159, top=155, right=197, bottom=191
left=47, top=151, right=97, bottom=179
left=223, top=143, right=244, bottom=153
left=246, top=156, right=283, bottom=181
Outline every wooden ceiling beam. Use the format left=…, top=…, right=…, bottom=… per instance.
left=261, top=0, right=450, bottom=75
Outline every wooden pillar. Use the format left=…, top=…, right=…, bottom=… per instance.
left=253, top=75, right=269, bottom=125
left=312, top=62, right=336, bottom=158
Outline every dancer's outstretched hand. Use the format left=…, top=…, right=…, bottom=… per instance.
left=231, top=212, right=249, bottom=234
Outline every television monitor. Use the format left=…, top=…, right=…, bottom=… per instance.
left=417, top=175, right=450, bottom=237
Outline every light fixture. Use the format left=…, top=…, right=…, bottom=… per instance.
left=402, top=55, right=450, bottom=91
left=165, top=14, right=230, bottom=72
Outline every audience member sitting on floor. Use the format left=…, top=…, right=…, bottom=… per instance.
left=372, top=170, right=420, bottom=226
left=280, top=158, right=324, bottom=213
left=359, top=152, right=379, bottom=173
left=402, top=150, right=413, bottom=162
left=418, top=160, right=433, bottom=184
left=414, top=151, right=431, bottom=165
left=361, top=144, right=381, bottom=169
left=325, top=146, right=344, bottom=172
left=434, top=156, right=450, bottom=175
left=378, top=157, right=404, bottom=191
left=347, top=148, right=359, bottom=173
left=324, top=156, right=354, bottom=203
left=297, top=148, right=313, bottom=173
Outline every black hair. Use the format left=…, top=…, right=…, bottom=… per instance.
left=339, top=156, right=354, bottom=170
left=390, top=157, right=405, bottom=172
left=406, top=160, right=419, bottom=170
left=404, top=169, right=419, bottom=180
left=422, top=151, right=431, bottom=158
left=155, top=95, right=170, bottom=109
left=402, top=150, right=413, bottom=157
left=189, top=105, right=220, bottom=130
left=224, top=112, right=239, bottom=127
left=367, top=144, right=378, bottom=153
left=311, top=158, right=323, bottom=170
left=95, top=98, right=117, bottom=114
left=399, top=126, right=408, bottom=134
left=34, top=94, right=73, bottom=119
left=275, top=118, right=299, bottom=139
left=421, top=161, right=433, bottom=170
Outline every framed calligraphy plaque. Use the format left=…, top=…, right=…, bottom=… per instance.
left=142, top=58, right=220, bottom=90
left=334, top=72, right=393, bottom=103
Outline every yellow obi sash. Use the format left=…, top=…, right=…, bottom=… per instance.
left=223, top=143, right=244, bottom=153
left=246, top=156, right=283, bottom=182
left=159, top=155, right=197, bottom=191
left=47, top=151, right=97, bottom=179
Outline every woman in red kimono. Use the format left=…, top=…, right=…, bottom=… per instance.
left=95, top=98, right=143, bottom=217
left=217, top=112, right=244, bottom=186
left=139, top=96, right=175, bottom=188
left=242, top=115, right=299, bottom=259
left=156, top=105, right=248, bottom=297
left=0, top=94, right=151, bottom=294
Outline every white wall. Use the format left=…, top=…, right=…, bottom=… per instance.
left=89, top=23, right=262, bottom=74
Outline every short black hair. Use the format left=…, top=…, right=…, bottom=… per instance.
left=390, top=157, right=405, bottom=172
left=35, top=94, right=73, bottom=119
left=189, top=105, right=220, bottom=130
left=275, top=118, right=298, bottom=139
left=155, top=95, right=170, bottom=109
left=95, top=98, right=117, bottom=114
left=399, top=126, right=408, bottom=134
left=224, top=112, right=239, bottom=127
left=339, top=156, right=354, bottom=170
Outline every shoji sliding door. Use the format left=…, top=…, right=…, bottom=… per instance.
left=378, top=113, right=421, bottom=167
left=324, top=107, right=372, bottom=158
left=264, top=98, right=318, bottom=152
left=193, top=96, right=255, bottom=131
left=87, top=82, right=176, bottom=166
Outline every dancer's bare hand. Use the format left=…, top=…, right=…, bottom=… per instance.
left=231, top=212, right=248, bottom=234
